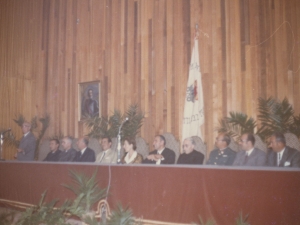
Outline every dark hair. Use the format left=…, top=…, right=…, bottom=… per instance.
left=124, top=137, right=137, bottom=150
left=50, top=138, right=60, bottom=145
left=102, top=136, right=112, bottom=143
left=272, top=132, right=286, bottom=145
left=82, top=136, right=89, bottom=146
left=243, top=133, right=255, bottom=145
left=221, top=134, right=231, bottom=146
left=156, top=135, right=166, bottom=146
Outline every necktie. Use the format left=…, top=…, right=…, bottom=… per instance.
left=156, top=152, right=162, bottom=165
left=277, top=153, right=281, bottom=166
left=243, top=153, right=249, bottom=164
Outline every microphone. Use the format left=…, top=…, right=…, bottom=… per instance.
left=118, top=118, right=128, bottom=133
left=117, top=117, right=129, bottom=164
left=121, top=117, right=129, bottom=126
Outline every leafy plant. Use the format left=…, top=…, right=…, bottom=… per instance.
left=290, top=114, right=300, bottom=137
left=104, top=204, right=138, bottom=225
left=16, top=191, right=71, bottom=225
left=235, top=212, right=249, bottom=225
left=217, top=97, right=300, bottom=141
left=256, top=97, right=294, bottom=139
left=85, top=104, right=144, bottom=140
left=217, top=112, right=256, bottom=140
left=192, top=215, right=215, bottom=225
left=0, top=210, right=15, bottom=225
left=62, top=170, right=107, bottom=214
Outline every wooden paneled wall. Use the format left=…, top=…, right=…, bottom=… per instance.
left=0, top=0, right=300, bottom=159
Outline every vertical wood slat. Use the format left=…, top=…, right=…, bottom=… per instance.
left=0, top=0, right=300, bottom=158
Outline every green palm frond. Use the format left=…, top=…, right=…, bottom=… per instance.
left=257, top=97, right=294, bottom=140
left=106, top=204, right=136, bottom=225
left=84, top=104, right=144, bottom=140
left=34, top=114, right=51, bottom=160
left=31, top=116, right=38, bottom=130
left=123, top=104, right=144, bottom=138
left=191, top=216, right=215, bottom=225
left=62, top=170, right=107, bottom=212
left=13, top=114, right=25, bottom=127
left=16, top=190, right=71, bottom=225
left=290, top=114, right=300, bottom=138
left=107, top=109, right=122, bottom=137
left=235, top=212, right=249, bottom=225
left=216, top=112, right=256, bottom=139
left=0, top=211, right=15, bottom=225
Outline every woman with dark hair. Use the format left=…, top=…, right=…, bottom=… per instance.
left=121, top=137, right=143, bottom=164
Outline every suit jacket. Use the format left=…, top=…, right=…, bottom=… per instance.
left=266, top=146, right=300, bottom=168
left=233, top=148, right=266, bottom=166
left=17, top=132, right=36, bottom=161
left=177, top=150, right=204, bottom=165
left=96, top=148, right=117, bottom=164
left=58, top=148, right=77, bottom=162
left=43, top=150, right=62, bottom=162
left=74, top=147, right=96, bottom=162
left=121, top=152, right=143, bottom=164
left=206, top=147, right=236, bottom=166
left=142, top=148, right=175, bottom=164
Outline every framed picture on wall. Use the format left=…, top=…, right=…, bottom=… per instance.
left=78, top=81, right=101, bottom=121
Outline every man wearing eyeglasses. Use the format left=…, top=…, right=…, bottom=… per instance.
left=233, top=133, right=266, bottom=166
left=206, top=133, right=236, bottom=165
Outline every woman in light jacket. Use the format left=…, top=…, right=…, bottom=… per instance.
left=121, top=137, right=143, bottom=164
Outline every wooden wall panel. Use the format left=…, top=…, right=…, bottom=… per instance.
left=1, top=0, right=300, bottom=159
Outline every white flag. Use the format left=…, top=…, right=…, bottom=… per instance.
left=182, top=38, right=204, bottom=143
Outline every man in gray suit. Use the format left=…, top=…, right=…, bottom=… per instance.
left=267, top=132, right=300, bottom=168
left=59, top=136, right=77, bottom=162
left=233, top=133, right=266, bottom=166
left=16, top=122, right=36, bottom=161
left=96, top=136, right=117, bottom=164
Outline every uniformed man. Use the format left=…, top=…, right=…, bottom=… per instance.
left=206, top=133, right=236, bottom=166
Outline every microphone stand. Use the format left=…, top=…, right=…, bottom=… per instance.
left=117, top=118, right=128, bottom=164
left=0, top=132, right=3, bottom=160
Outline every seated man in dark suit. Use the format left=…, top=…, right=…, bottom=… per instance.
left=233, top=133, right=266, bottom=166
left=43, top=138, right=62, bottom=162
left=143, top=135, right=175, bottom=164
left=59, top=136, right=77, bottom=162
left=177, top=137, right=204, bottom=165
left=74, top=136, right=96, bottom=162
left=206, top=133, right=236, bottom=166
left=267, top=132, right=300, bottom=168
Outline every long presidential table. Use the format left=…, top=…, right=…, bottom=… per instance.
left=0, top=161, right=300, bottom=224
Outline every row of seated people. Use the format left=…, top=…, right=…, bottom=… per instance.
left=41, top=132, right=300, bottom=167
left=15, top=122, right=300, bottom=167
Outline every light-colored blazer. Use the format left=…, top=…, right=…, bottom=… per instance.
left=233, top=148, right=266, bottom=166
left=96, top=148, right=117, bottom=164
